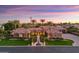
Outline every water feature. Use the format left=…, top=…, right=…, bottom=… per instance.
left=33, top=35, right=43, bottom=46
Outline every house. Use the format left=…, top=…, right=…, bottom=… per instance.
left=11, top=26, right=62, bottom=39
left=40, top=26, right=62, bottom=39
left=72, top=24, right=79, bottom=29
left=55, top=25, right=67, bottom=33
left=11, top=28, right=29, bottom=38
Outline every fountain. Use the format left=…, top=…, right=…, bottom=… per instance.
left=33, top=35, right=43, bottom=46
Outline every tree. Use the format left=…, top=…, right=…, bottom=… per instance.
left=67, top=26, right=78, bottom=33
left=0, top=27, right=4, bottom=35
left=35, top=23, right=41, bottom=27
left=8, top=20, right=20, bottom=29
left=31, top=19, right=36, bottom=27
left=47, top=21, right=53, bottom=26
left=3, top=20, right=21, bottom=31
left=0, top=27, right=5, bottom=39
left=22, top=23, right=29, bottom=28
left=3, top=22, right=15, bottom=31
left=2, top=23, right=14, bottom=38
left=40, top=19, right=45, bottom=25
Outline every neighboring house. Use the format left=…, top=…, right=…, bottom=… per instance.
left=72, top=24, right=79, bottom=29
left=55, top=25, right=67, bottom=33
left=62, top=24, right=73, bottom=28
left=11, top=26, right=62, bottom=39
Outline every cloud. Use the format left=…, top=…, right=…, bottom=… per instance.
left=0, top=5, right=79, bottom=24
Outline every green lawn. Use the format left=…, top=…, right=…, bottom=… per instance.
left=45, top=39, right=74, bottom=45
left=0, top=39, right=31, bottom=46
left=0, top=38, right=74, bottom=46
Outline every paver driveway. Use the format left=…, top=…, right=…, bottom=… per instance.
left=63, top=33, right=79, bottom=46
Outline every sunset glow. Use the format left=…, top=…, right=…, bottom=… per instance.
left=0, top=5, right=79, bottom=24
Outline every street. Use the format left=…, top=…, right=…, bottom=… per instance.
left=0, top=46, right=79, bottom=53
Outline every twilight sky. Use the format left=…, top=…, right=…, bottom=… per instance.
left=0, top=5, right=79, bottom=24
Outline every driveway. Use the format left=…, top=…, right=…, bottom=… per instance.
left=62, top=33, right=79, bottom=46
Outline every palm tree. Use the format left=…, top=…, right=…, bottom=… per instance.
left=40, top=19, right=45, bottom=25
left=31, top=19, right=36, bottom=27
left=13, top=20, right=20, bottom=29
